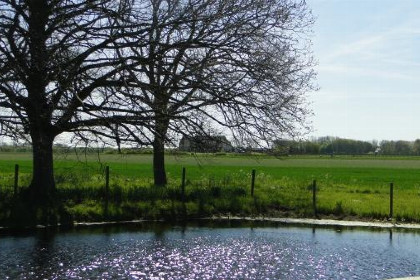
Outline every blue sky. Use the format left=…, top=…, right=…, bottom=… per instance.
left=307, top=0, right=420, bottom=141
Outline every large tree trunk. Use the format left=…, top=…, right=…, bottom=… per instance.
left=10, top=129, right=59, bottom=227
left=25, top=0, right=57, bottom=218
left=153, top=118, right=169, bottom=186
left=153, top=135, right=167, bottom=186
left=29, top=132, right=56, bottom=203
left=19, top=130, right=59, bottom=226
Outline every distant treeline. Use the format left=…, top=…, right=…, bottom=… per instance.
left=0, top=143, right=156, bottom=155
left=2, top=137, right=420, bottom=156
left=273, top=137, right=420, bottom=156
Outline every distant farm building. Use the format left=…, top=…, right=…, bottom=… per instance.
left=179, top=135, right=234, bottom=153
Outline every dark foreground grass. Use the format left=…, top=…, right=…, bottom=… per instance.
left=1, top=152, right=420, bottom=225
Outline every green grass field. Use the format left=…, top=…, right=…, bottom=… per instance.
left=2, top=152, right=420, bottom=223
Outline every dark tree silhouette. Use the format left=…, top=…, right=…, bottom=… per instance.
left=0, top=0, right=137, bottom=224
left=115, top=0, right=317, bottom=185
left=0, top=0, right=317, bottom=223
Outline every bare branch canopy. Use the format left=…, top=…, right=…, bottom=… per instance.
left=0, top=0, right=316, bottom=220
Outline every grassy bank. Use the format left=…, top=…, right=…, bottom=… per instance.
left=1, top=152, right=420, bottom=224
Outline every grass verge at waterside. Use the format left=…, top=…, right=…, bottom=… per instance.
left=2, top=152, right=420, bottom=225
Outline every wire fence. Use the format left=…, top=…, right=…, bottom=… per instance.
left=0, top=163, right=404, bottom=221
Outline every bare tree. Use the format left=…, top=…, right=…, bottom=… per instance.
left=0, top=0, right=139, bottom=223
left=115, top=0, right=316, bottom=185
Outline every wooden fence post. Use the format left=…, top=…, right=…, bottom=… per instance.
left=389, top=182, right=393, bottom=219
left=312, top=180, right=317, bottom=217
left=14, top=164, right=19, bottom=197
left=105, top=166, right=110, bottom=218
left=181, top=167, right=186, bottom=202
left=251, top=169, right=256, bottom=197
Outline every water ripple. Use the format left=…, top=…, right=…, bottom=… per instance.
left=1, top=226, right=420, bottom=279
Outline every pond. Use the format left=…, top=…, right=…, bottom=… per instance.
left=1, top=221, right=420, bottom=279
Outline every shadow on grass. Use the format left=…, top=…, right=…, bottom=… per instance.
left=5, top=188, right=73, bottom=229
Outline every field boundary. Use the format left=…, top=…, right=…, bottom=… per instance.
left=207, top=216, right=420, bottom=230
left=3, top=217, right=420, bottom=232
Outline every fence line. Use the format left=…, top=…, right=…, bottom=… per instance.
left=181, top=167, right=186, bottom=203
left=389, top=182, right=394, bottom=219
left=14, top=164, right=19, bottom=197
left=312, top=180, right=317, bottom=217
left=104, top=166, right=110, bottom=218
left=251, top=169, right=256, bottom=197
left=0, top=164, right=400, bottom=220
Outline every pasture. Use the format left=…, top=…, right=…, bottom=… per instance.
left=2, top=152, right=420, bottom=223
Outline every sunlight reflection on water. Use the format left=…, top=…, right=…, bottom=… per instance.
left=1, top=224, right=420, bottom=279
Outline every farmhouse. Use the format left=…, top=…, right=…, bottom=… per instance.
left=179, top=135, right=234, bottom=153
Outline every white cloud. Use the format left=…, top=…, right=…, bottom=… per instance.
left=317, top=64, right=419, bottom=81
left=321, top=14, right=420, bottom=64
left=324, top=35, right=385, bottom=61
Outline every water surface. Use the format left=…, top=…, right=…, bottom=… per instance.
left=1, top=222, right=420, bottom=279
